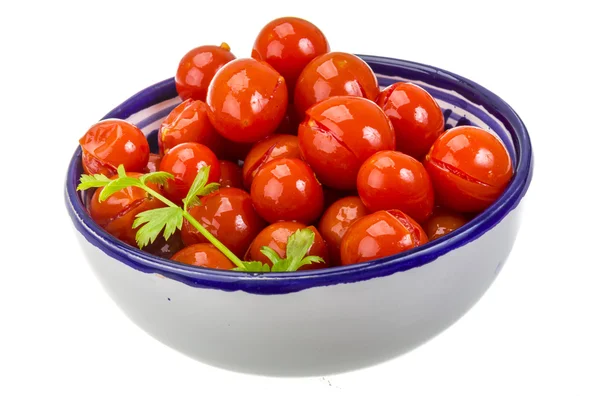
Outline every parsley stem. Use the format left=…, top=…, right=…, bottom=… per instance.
left=141, top=184, right=246, bottom=270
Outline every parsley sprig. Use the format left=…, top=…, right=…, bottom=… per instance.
left=77, top=164, right=324, bottom=272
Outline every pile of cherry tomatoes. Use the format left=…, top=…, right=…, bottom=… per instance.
left=78, top=16, right=514, bottom=271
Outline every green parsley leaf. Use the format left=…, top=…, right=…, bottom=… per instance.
left=233, top=261, right=271, bottom=273
left=117, top=164, right=127, bottom=178
left=270, top=228, right=325, bottom=272
left=260, top=246, right=282, bottom=265
left=77, top=174, right=111, bottom=191
left=132, top=207, right=183, bottom=248
left=99, top=177, right=142, bottom=202
left=139, top=171, right=174, bottom=186
left=183, top=166, right=220, bottom=210
left=299, top=255, right=325, bottom=268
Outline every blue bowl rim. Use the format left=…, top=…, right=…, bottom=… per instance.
left=64, top=54, right=534, bottom=295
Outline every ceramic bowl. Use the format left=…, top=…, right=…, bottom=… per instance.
left=64, top=55, right=533, bottom=376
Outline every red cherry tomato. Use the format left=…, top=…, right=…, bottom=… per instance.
left=175, top=43, right=236, bottom=102
left=376, top=82, right=445, bottom=159
left=294, top=52, right=380, bottom=118
left=423, top=126, right=513, bottom=213
left=252, top=16, right=329, bottom=93
left=218, top=160, right=243, bottom=188
left=171, top=243, right=235, bottom=270
left=79, top=119, right=149, bottom=177
left=206, top=58, right=288, bottom=143
left=88, top=173, right=163, bottom=246
left=423, top=207, right=469, bottom=240
left=250, top=157, right=324, bottom=224
left=158, top=99, right=227, bottom=157
left=159, top=142, right=220, bottom=203
left=242, top=134, right=301, bottom=189
left=245, top=221, right=329, bottom=270
left=143, top=231, right=185, bottom=259
left=144, top=153, right=162, bottom=173
left=298, top=96, right=395, bottom=190
left=318, top=196, right=369, bottom=266
left=181, top=188, right=266, bottom=258
left=357, top=150, right=435, bottom=223
left=340, top=210, right=428, bottom=265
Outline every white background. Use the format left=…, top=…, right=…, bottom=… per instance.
left=1, top=1, right=599, bottom=398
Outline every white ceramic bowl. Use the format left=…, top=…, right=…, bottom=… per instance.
left=64, top=55, right=533, bottom=376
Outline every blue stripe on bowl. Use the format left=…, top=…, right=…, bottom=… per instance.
left=64, top=55, right=534, bottom=295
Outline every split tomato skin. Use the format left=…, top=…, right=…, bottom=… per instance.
left=79, top=119, right=149, bottom=177
left=242, top=134, right=301, bottom=189
left=158, top=99, right=227, bottom=157
left=206, top=58, right=288, bottom=143
left=318, top=196, right=369, bottom=266
left=245, top=221, right=329, bottom=270
left=357, top=150, right=435, bottom=223
left=423, top=126, right=514, bottom=213
left=171, top=243, right=235, bottom=270
left=376, top=82, right=444, bottom=159
left=175, top=43, right=236, bottom=102
left=293, top=52, right=380, bottom=118
left=424, top=207, right=469, bottom=241
left=88, top=172, right=163, bottom=246
left=297, top=95, right=395, bottom=190
left=218, top=160, right=244, bottom=188
left=181, top=188, right=266, bottom=258
left=252, top=16, right=329, bottom=93
left=340, top=209, right=428, bottom=265
left=158, top=142, right=221, bottom=203
left=250, top=157, right=324, bottom=224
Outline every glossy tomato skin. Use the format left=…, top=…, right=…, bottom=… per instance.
left=318, top=196, right=369, bottom=266
left=158, top=99, right=227, bottom=157
left=80, top=119, right=149, bottom=177
left=218, top=160, right=243, bottom=188
left=144, top=153, right=162, bottom=173
left=175, top=43, right=236, bottom=102
left=171, top=243, right=235, bottom=270
left=88, top=173, right=163, bottom=246
left=424, top=207, right=469, bottom=241
left=242, top=134, right=301, bottom=189
left=376, top=82, right=444, bottom=159
left=245, top=221, right=329, bottom=270
left=294, top=52, right=380, bottom=118
left=423, top=126, right=514, bottom=213
left=340, top=210, right=428, bottom=265
left=206, top=58, right=288, bottom=143
left=252, top=17, right=329, bottom=93
left=181, top=188, right=266, bottom=258
left=159, top=142, right=220, bottom=203
left=298, top=96, right=395, bottom=190
left=250, top=157, right=324, bottom=224
left=357, top=150, right=435, bottom=223
left=143, top=231, right=185, bottom=259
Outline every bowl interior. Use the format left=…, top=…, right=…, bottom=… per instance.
left=65, top=55, right=532, bottom=294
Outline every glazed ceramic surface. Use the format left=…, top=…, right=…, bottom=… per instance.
left=65, top=55, right=533, bottom=376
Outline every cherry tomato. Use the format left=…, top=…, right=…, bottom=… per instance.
left=144, top=153, right=162, bottom=173
left=175, top=43, right=236, bottom=102
left=242, top=134, right=301, bottom=189
left=158, top=99, right=227, bottom=157
left=298, top=96, right=395, bottom=190
left=340, top=210, right=428, bottom=265
left=206, top=58, right=288, bottom=143
left=423, top=126, right=513, bottom=213
left=218, top=160, right=243, bottom=188
left=318, top=196, right=369, bottom=266
left=181, top=188, right=266, bottom=258
left=250, top=157, right=324, bottom=224
left=376, top=82, right=445, bottom=159
left=357, top=150, right=434, bottom=223
left=79, top=119, right=149, bottom=177
left=424, top=207, right=469, bottom=241
left=143, top=231, right=185, bottom=259
left=171, top=243, right=235, bottom=270
left=245, top=221, right=329, bottom=270
left=294, top=52, right=380, bottom=118
left=88, top=173, right=163, bottom=246
left=252, top=16, right=329, bottom=93
left=159, top=142, right=220, bottom=203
